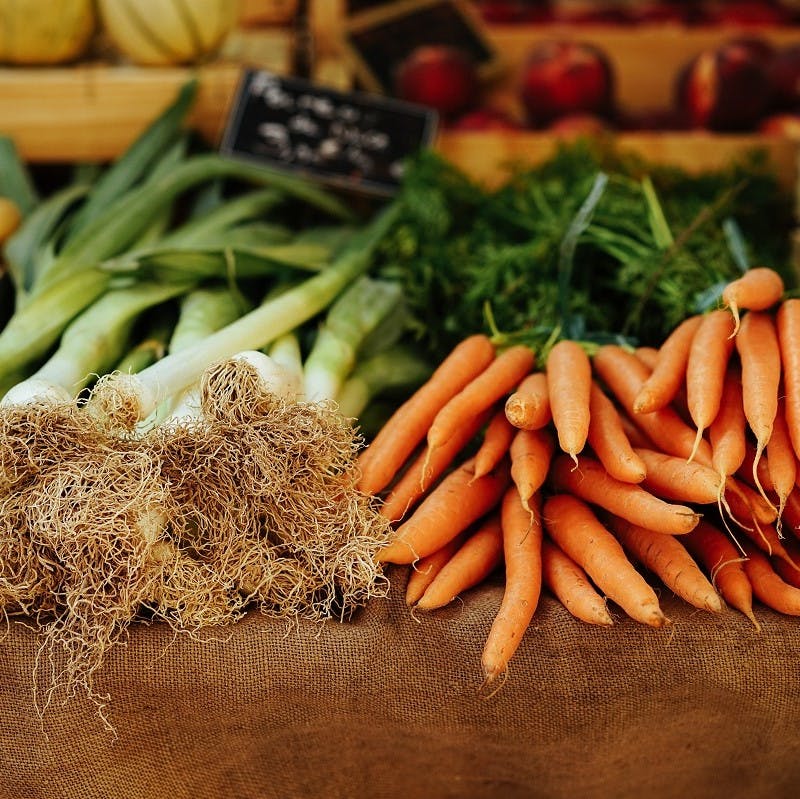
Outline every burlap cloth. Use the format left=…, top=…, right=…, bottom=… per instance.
left=1, top=567, right=799, bottom=799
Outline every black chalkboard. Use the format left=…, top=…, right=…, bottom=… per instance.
left=343, top=0, right=502, bottom=94
left=219, top=69, right=438, bottom=197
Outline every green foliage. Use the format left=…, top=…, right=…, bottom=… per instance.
left=375, top=140, right=795, bottom=362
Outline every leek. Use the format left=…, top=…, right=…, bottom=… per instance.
left=89, top=202, right=400, bottom=423
left=302, top=276, right=405, bottom=402
left=2, top=281, right=192, bottom=405
left=335, top=345, right=432, bottom=419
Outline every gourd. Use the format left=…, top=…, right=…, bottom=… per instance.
left=96, top=0, right=239, bottom=65
left=0, top=0, right=96, bottom=64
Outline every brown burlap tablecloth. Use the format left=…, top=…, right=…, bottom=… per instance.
left=2, top=568, right=799, bottom=799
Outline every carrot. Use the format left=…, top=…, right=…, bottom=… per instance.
left=709, top=366, right=747, bottom=499
left=587, top=381, right=646, bottom=483
left=767, top=398, right=796, bottom=531
left=378, top=457, right=510, bottom=564
left=737, top=516, right=798, bottom=571
left=380, top=407, right=492, bottom=523
left=634, top=447, right=722, bottom=506
left=618, top=411, right=654, bottom=449
left=721, top=266, right=785, bottom=336
left=724, top=477, right=778, bottom=532
left=549, top=453, right=701, bottom=535
left=781, top=488, right=800, bottom=537
left=427, top=345, right=535, bottom=454
left=542, top=493, right=669, bottom=627
left=357, top=334, right=496, bottom=495
left=546, top=339, right=591, bottom=463
left=736, top=440, right=775, bottom=495
left=776, top=298, right=800, bottom=460
left=685, top=309, right=736, bottom=462
left=741, top=541, right=800, bottom=616
left=504, top=371, right=551, bottom=431
left=736, top=310, right=782, bottom=507
left=404, top=533, right=467, bottom=606
left=607, top=514, right=722, bottom=612
left=683, top=519, right=759, bottom=629
left=634, top=346, right=659, bottom=370
left=592, top=345, right=713, bottom=466
left=473, top=407, right=517, bottom=481
left=415, top=514, right=504, bottom=611
left=633, top=315, right=702, bottom=414
left=541, top=540, right=613, bottom=626
left=481, top=488, right=543, bottom=685
left=509, top=428, right=555, bottom=512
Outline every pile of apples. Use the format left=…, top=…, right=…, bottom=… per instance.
left=393, top=35, right=800, bottom=136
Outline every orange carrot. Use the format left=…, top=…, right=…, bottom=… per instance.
left=709, top=366, right=747, bottom=495
left=404, top=533, right=467, bottom=606
left=542, top=493, right=669, bottom=627
left=509, top=428, right=555, bottom=512
left=682, top=519, right=759, bottom=629
left=546, top=339, right=592, bottom=463
left=592, top=344, right=713, bottom=466
left=776, top=298, right=800, bottom=460
left=634, top=346, right=659, bottom=370
left=357, top=334, right=496, bottom=495
left=504, top=371, right=551, bottom=431
left=378, top=457, right=510, bottom=564
left=541, top=540, right=613, bottom=626
left=685, top=309, right=736, bottom=462
left=473, top=406, right=517, bottom=480
left=607, top=514, right=722, bottom=612
left=587, top=381, right=646, bottom=484
left=736, top=310, right=781, bottom=507
left=724, top=477, right=778, bottom=532
left=767, top=398, right=796, bottom=531
left=427, top=345, right=535, bottom=453
left=481, top=488, right=543, bottom=685
left=380, top=407, right=492, bottom=523
left=633, top=314, right=702, bottom=414
left=549, top=453, right=700, bottom=535
left=781, top=488, right=800, bottom=537
left=721, top=266, right=784, bottom=336
left=415, top=514, right=504, bottom=610
left=741, top=541, right=800, bottom=616
left=618, top=411, right=654, bottom=449
left=635, top=447, right=723, bottom=506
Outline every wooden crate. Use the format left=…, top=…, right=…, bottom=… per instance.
left=0, top=27, right=293, bottom=163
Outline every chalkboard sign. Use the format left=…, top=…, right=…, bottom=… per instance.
left=343, top=0, right=502, bottom=94
left=220, top=69, right=438, bottom=197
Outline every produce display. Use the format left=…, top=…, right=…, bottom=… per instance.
left=2, top=45, right=800, bottom=718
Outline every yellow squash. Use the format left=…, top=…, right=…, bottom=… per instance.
left=97, top=0, right=239, bottom=65
left=0, top=0, right=96, bottom=64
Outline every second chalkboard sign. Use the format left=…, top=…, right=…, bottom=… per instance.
left=220, top=69, right=439, bottom=197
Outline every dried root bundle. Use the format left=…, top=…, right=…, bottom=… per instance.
left=0, top=357, right=391, bottom=716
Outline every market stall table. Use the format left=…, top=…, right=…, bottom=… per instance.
left=2, top=571, right=799, bottom=799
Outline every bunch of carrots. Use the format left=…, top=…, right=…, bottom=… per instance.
left=357, top=265, right=800, bottom=686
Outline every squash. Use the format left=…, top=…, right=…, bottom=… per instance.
left=97, top=0, right=239, bottom=66
left=0, top=0, right=96, bottom=64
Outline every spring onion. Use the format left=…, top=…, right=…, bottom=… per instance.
left=88, top=202, right=401, bottom=426
left=1, top=280, right=192, bottom=406
left=302, top=276, right=405, bottom=403
left=335, top=345, right=432, bottom=419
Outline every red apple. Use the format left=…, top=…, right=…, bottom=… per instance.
left=394, top=46, right=478, bottom=117
left=759, top=112, right=800, bottom=137
left=676, top=39, right=773, bottom=130
left=519, top=40, right=614, bottom=127
left=769, top=44, right=800, bottom=110
left=450, top=107, right=523, bottom=130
